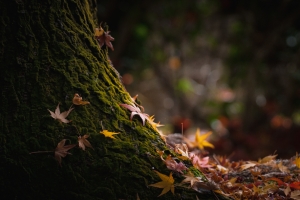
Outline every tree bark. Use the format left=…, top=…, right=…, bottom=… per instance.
left=0, top=0, right=226, bottom=199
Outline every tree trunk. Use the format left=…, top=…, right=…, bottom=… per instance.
left=0, top=0, right=226, bottom=199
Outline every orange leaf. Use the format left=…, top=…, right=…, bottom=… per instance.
left=72, top=93, right=90, bottom=105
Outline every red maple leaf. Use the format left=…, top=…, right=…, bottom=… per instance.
left=290, top=182, right=300, bottom=190
left=94, top=25, right=114, bottom=51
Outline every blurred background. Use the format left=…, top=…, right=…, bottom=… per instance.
left=97, top=0, right=300, bottom=161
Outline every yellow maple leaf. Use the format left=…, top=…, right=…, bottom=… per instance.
left=295, top=152, right=300, bottom=168
left=184, top=128, right=214, bottom=150
left=149, top=170, right=175, bottom=197
left=148, top=115, right=164, bottom=131
left=94, top=22, right=104, bottom=37
left=100, top=130, right=120, bottom=139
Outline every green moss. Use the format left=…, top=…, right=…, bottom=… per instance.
left=0, top=0, right=229, bottom=199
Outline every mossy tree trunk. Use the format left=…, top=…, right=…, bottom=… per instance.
left=0, top=0, right=225, bottom=199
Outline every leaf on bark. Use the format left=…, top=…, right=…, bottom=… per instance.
left=54, top=139, right=76, bottom=166
left=48, top=103, right=74, bottom=123
left=120, top=103, right=149, bottom=126
left=181, top=172, right=202, bottom=187
left=94, top=24, right=114, bottom=51
left=72, top=93, right=90, bottom=105
left=100, top=130, right=120, bottom=139
left=78, top=135, right=93, bottom=151
left=165, top=155, right=187, bottom=174
left=148, top=115, right=164, bottom=131
left=149, top=170, right=175, bottom=197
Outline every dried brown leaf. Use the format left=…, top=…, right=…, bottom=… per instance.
left=291, top=190, right=300, bottom=199
left=78, top=135, right=93, bottom=151
left=54, top=139, right=76, bottom=166
left=72, top=93, right=90, bottom=105
left=258, top=154, right=277, bottom=164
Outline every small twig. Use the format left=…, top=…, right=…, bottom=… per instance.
left=100, top=120, right=104, bottom=130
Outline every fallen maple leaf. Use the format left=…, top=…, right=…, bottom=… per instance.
left=148, top=115, right=164, bottom=131
left=184, top=128, right=214, bottom=150
left=174, top=144, right=190, bottom=160
left=72, top=93, right=90, bottom=105
left=277, top=161, right=289, bottom=173
left=55, top=139, right=76, bottom=166
left=289, top=182, right=300, bottom=190
left=94, top=23, right=104, bottom=37
left=100, top=130, right=120, bottom=139
left=78, top=135, right=93, bottom=151
left=149, top=170, right=175, bottom=197
left=94, top=24, right=114, bottom=51
left=291, top=190, right=300, bottom=199
left=131, top=94, right=138, bottom=103
left=48, top=103, right=74, bottom=123
left=258, top=154, right=277, bottom=164
left=240, top=162, right=257, bottom=171
left=284, top=185, right=291, bottom=196
left=181, top=172, right=202, bottom=187
left=190, top=153, right=212, bottom=168
left=265, top=177, right=284, bottom=186
left=165, top=155, right=187, bottom=174
left=120, top=103, right=149, bottom=125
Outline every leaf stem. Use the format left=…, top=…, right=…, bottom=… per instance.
left=29, top=151, right=53, bottom=154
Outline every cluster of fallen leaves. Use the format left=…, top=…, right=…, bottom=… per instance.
left=119, top=95, right=300, bottom=199
left=119, top=95, right=163, bottom=131
left=33, top=87, right=300, bottom=199
left=30, top=93, right=120, bottom=166
left=29, top=23, right=300, bottom=198
left=147, top=126, right=300, bottom=199
left=32, top=93, right=159, bottom=166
